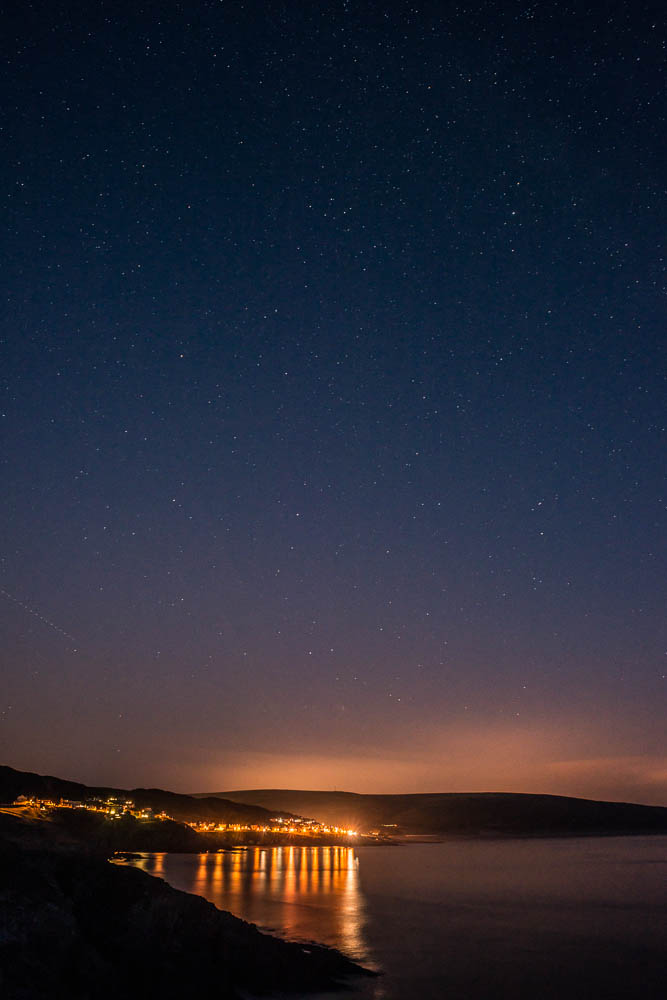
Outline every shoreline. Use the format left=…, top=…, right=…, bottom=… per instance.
left=0, top=809, right=377, bottom=999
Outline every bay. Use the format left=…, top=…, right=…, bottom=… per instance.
left=126, top=836, right=667, bottom=999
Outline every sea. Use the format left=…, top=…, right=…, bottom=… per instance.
left=125, top=836, right=667, bottom=999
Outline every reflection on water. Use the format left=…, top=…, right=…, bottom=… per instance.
left=133, top=846, right=369, bottom=963
left=127, top=837, right=667, bottom=1000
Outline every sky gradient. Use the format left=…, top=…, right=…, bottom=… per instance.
left=2, top=1, right=665, bottom=803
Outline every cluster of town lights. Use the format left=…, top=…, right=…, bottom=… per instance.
left=188, top=816, right=358, bottom=837
left=13, top=796, right=359, bottom=837
left=14, top=795, right=166, bottom=821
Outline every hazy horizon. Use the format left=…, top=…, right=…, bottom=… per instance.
left=6, top=743, right=667, bottom=807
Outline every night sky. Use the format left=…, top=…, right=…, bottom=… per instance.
left=2, top=2, right=665, bottom=803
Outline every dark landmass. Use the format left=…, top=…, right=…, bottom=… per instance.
left=201, top=788, right=667, bottom=837
left=0, top=810, right=373, bottom=1000
left=22, top=805, right=211, bottom=853
left=0, top=764, right=286, bottom=825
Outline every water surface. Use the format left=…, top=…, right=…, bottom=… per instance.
left=128, top=837, right=667, bottom=999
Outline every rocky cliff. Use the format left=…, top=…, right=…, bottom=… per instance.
left=0, top=812, right=372, bottom=999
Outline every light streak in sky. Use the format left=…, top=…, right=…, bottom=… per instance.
left=0, top=587, right=78, bottom=645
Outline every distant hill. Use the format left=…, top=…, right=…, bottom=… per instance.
left=6, top=766, right=666, bottom=837
left=197, top=789, right=667, bottom=836
left=0, top=765, right=281, bottom=825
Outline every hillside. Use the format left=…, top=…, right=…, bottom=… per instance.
left=0, top=765, right=280, bottom=825
left=199, top=789, right=667, bottom=837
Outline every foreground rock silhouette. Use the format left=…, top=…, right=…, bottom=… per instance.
left=0, top=811, right=374, bottom=1000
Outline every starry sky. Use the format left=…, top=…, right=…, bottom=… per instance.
left=2, top=1, right=665, bottom=803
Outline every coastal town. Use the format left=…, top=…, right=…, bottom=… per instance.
left=188, top=815, right=359, bottom=837
left=11, top=794, right=359, bottom=838
left=13, top=794, right=168, bottom=822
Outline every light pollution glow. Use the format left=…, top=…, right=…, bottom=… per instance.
left=11, top=717, right=664, bottom=805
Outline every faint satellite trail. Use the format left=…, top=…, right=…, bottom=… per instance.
left=0, top=588, right=78, bottom=645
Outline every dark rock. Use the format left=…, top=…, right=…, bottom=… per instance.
left=0, top=820, right=373, bottom=1000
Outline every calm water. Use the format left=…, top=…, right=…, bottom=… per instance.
left=126, top=837, right=667, bottom=999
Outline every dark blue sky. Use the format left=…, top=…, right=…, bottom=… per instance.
left=2, top=1, right=665, bottom=801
